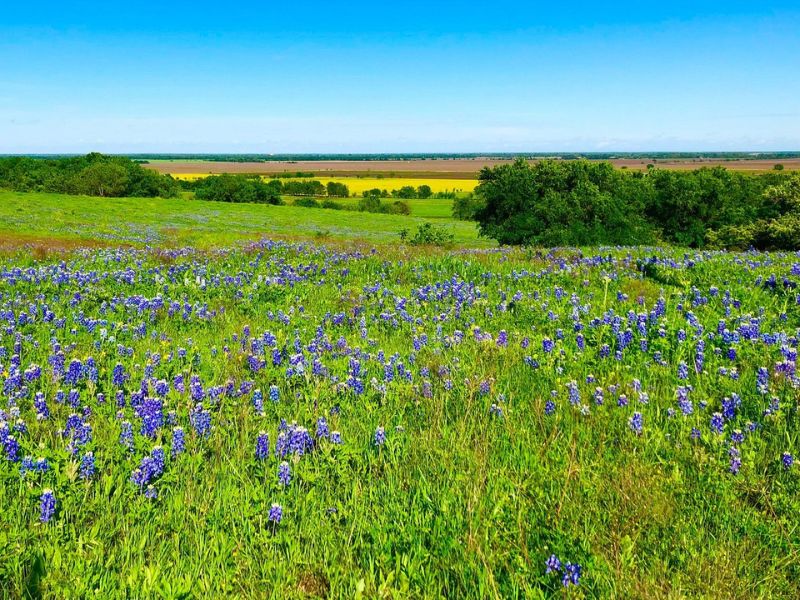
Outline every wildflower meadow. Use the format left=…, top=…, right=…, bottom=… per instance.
left=1, top=235, right=798, bottom=597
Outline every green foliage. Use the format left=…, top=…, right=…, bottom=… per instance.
left=416, top=184, right=432, bottom=198
left=194, top=174, right=283, bottom=204
left=325, top=181, right=350, bottom=197
left=358, top=195, right=382, bottom=213
left=321, top=199, right=343, bottom=210
left=293, top=197, right=321, bottom=208
left=0, top=153, right=179, bottom=198
left=392, top=185, right=418, bottom=199
left=706, top=173, right=800, bottom=249
left=475, top=159, right=654, bottom=246
left=474, top=159, right=797, bottom=249
left=399, top=222, right=455, bottom=246
left=280, top=179, right=326, bottom=196
left=452, top=193, right=485, bottom=220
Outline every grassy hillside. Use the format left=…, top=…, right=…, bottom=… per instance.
left=0, top=191, right=485, bottom=248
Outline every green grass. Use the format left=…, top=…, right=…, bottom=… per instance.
left=0, top=191, right=799, bottom=598
left=319, top=197, right=457, bottom=219
left=0, top=191, right=486, bottom=248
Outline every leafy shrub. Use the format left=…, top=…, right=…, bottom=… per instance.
left=294, top=197, right=321, bottom=208
left=195, top=175, right=282, bottom=204
left=399, top=223, right=454, bottom=247
left=452, top=194, right=485, bottom=220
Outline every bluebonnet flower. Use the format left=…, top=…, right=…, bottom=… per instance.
left=4, top=435, right=20, bottom=461
left=542, top=338, right=554, bottom=353
left=730, top=430, right=744, bottom=444
left=278, top=461, right=291, bottom=486
left=782, top=452, right=794, bottom=469
left=710, top=412, right=725, bottom=434
left=40, top=489, right=56, bottom=523
left=729, top=447, right=741, bottom=474
left=690, top=428, right=701, bottom=440
left=489, top=403, right=504, bottom=418
left=544, top=400, right=556, bottom=415
left=190, top=404, right=211, bottom=437
left=330, top=431, right=342, bottom=445
left=171, top=427, right=185, bottom=457
left=315, top=417, right=329, bottom=439
left=677, top=361, right=689, bottom=380
left=154, top=379, right=169, bottom=397
left=79, top=451, right=96, bottom=480
left=112, top=363, right=127, bottom=387
left=144, top=485, right=158, bottom=499
left=629, top=412, right=643, bottom=435
left=562, top=563, right=581, bottom=587
left=255, top=431, right=270, bottom=459
left=65, top=359, right=83, bottom=385
left=119, top=420, right=134, bottom=451
left=566, top=381, right=580, bottom=406
left=269, top=385, right=280, bottom=403
left=756, top=367, right=769, bottom=394
left=252, top=389, right=264, bottom=414
left=137, top=397, right=163, bottom=438
left=34, top=392, right=49, bottom=420
left=374, top=426, right=386, bottom=447
left=545, top=554, right=561, bottom=574
left=268, top=503, right=283, bottom=524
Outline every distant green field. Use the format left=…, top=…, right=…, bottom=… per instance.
left=310, top=197, right=456, bottom=219
left=0, top=191, right=486, bottom=248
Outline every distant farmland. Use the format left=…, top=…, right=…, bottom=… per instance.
left=145, top=156, right=800, bottom=179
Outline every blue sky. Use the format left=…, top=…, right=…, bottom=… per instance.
left=1, top=1, right=799, bottom=153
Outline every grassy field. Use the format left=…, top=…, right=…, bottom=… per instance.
left=0, top=191, right=485, bottom=248
left=0, top=191, right=799, bottom=598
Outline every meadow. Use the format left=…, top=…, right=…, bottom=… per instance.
left=0, top=191, right=484, bottom=248
left=0, top=190, right=799, bottom=598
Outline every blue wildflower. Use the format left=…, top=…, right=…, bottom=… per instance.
left=40, top=489, right=56, bottom=523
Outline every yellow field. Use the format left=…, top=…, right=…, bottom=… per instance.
left=171, top=174, right=478, bottom=194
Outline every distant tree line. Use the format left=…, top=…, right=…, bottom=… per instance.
left=472, top=159, right=800, bottom=250
left=0, top=153, right=179, bottom=197
left=186, top=175, right=351, bottom=203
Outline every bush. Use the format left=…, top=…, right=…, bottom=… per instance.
left=358, top=196, right=382, bottom=213
left=452, top=194, right=485, bottom=220
left=282, top=179, right=326, bottom=196
left=388, top=200, right=411, bottom=215
left=475, top=159, right=654, bottom=246
left=321, top=199, right=343, bottom=210
left=195, top=175, right=282, bottom=204
left=325, top=181, right=349, bottom=197
left=294, top=197, right=321, bottom=208
left=399, top=223, right=455, bottom=247
left=473, top=159, right=797, bottom=249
